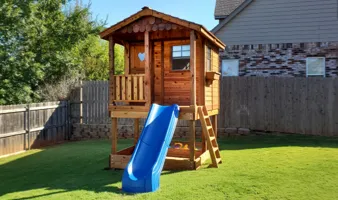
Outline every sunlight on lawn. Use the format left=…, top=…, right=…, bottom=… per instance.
left=0, top=136, right=337, bottom=200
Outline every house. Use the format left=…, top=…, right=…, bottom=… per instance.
left=212, top=0, right=338, bottom=77
left=99, top=7, right=225, bottom=170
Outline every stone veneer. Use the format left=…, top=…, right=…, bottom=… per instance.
left=220, top=42, right=338, bottom=77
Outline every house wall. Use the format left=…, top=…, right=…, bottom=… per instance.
left=214, top=0, right=338, bottom=45
left=221, top=41, right=338, bottom=77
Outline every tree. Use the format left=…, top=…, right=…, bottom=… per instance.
left=73, top=35, right=124, bottom=81
left=0, top=0, right=105, bottom=105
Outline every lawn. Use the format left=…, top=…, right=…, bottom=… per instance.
left=0, top=135, right=338, bottom=200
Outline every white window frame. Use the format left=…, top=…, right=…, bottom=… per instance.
left=306, top=57, right=326, bottom=77
left=222, top=59, right=239, bottom=77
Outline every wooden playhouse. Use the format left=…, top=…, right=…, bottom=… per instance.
left=99, top=7, right=226, bottom=170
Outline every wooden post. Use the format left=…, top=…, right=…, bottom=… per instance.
left=124, top=42, right=130, bottom=75
left=212, top=115, right=218, bottom=138
left=189, top=121, right=196, bottom=162
left=79, top=80, right=83, bottom=124
left=190, top=30, right=197, bottom=106
left=161, top=41, right=165, bottom=104
left=26, top=104, right=30, bottom=150
left=134, top=118, right=140, bottom=145
left=112, top=118, right=117, bottom=154
left=109, top=36, right=115, bottom=105
left=144, top=31, right=152, bottom=107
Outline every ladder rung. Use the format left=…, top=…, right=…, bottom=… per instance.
left=210, top=136, right=216, bottom=141
left=204, top=115, right=209, bottom=119
left=207, top=126, right=213, bottom=130
left=216, top=158, right=222, bottom=163
left=213, top=147, right=219, bottom=152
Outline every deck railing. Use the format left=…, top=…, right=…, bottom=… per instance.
left=113, top=74, right=145, bottom=103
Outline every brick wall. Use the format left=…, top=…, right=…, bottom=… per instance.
left=221, top=42, right=338, bottom=77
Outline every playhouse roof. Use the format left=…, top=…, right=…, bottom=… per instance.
left=99, top=6, right=225, bottom=49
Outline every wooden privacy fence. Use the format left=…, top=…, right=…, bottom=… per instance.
left=220, top=77, right=338, bottom=136
left=0, top=101, right=70, bottom=157
left=81, top=81, right=110, bottom=124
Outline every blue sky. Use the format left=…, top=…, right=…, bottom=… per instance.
left=83, top=0, right=218, bottom=30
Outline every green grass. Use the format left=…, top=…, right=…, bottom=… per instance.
left=1, top=135, right=338, bottom=200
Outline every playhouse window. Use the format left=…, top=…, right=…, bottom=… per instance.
left=206, top=46, right=212, bottom=71
left=172, top=45, right=190, bottom=70
left=306, top=57, right=326, bottom=77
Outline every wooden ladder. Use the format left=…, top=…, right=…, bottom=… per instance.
left=198, top=106, right=222, bottom=168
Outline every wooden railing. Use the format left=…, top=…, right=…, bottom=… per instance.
left=114, top=74, right=145, bottom=103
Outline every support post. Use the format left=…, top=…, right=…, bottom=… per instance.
left=111, top=118, right=118, bottom=154
left=189, top=120, right=196, bottom=163
left=134, top=118, right=140, bottom=145
left=124, top=42, right=130, bottom=75
left=109, top=36, right=115, bottom=105
left=144, top=31, right=152, bottom=107
left=190, top=30, right=197, bottom=106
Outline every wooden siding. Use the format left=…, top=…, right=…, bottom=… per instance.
left=152, top=39, right=204, bottom=105
left=205, top=45, right=221, bottom=110
left=215, top=0, right=338, bottom=45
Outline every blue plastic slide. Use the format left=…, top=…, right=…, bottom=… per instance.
left=122, top=104, right=180, bottom=193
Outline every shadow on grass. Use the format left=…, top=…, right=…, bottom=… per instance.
left=0, top=139, right=135, bottom=199
left=0, top=135, right=337, bottom=199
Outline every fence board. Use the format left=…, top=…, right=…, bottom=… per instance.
left=219, top=77, right=338, bottom=136
left=0, top=101, right=68, bottom=157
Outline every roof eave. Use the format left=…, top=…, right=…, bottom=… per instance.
left=99, top=7, right=226, bottom=49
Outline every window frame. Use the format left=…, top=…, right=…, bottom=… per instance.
left=206, top=45, right=212, bottom=72
left=171, top=44, right=191, bottom=71
left=306, top=57, right=326, bottom=77
left=221, top=59, right=240, bottom=77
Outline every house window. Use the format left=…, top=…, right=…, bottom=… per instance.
left=306, top=57, right=326, bottom=77
left=172, top=45, right=190, bottom=70
left=206, top=46, right=212, bottom=72
left=222, top=59, right=239, bottom=76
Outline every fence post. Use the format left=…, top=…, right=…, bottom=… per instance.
left=67, top=100, right=71, bottom=140
left=80, top=80, right=83, bottom=124
left=26, top=104, right=31, bottom=150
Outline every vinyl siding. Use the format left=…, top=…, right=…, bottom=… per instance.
left=214, top=0, right=338, bottom=45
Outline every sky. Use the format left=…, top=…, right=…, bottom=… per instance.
left=82, top=0, right=218, bottom=30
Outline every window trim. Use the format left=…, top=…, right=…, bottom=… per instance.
left=171, top=44, right=190, bottom=71
left=206, top=45, right=212, bottom=72
left=221, top=59, right=240, bottom=77
left=306, top=57, right=326, bottom=77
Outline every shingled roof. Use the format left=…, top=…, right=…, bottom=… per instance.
left=214, top=0, right=246, bottom=18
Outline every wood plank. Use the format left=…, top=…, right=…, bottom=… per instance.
left=144, top=31, right=151, bottom=106
left=190, top=30, right=197, bottom=106
left=134, top=119, right=140, bottom=145
left=121, top=77, right=126, bottom=100
left=189, top=120, right=196, bottom=162
left=133, top=76, right=138, bottom=100
left=115, top=77, right=120, bottom=100
left=127, top=76, right=132, bottom=100
left=109, top=37, right=115, bottom=104
left=111, top=118, right=118, bottom=154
